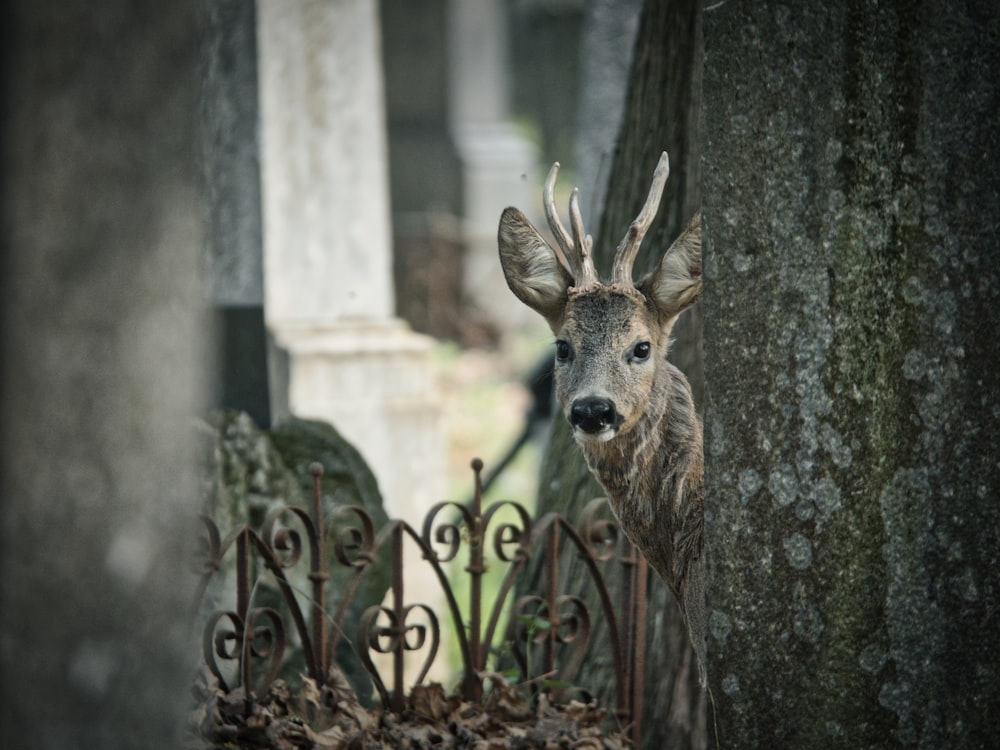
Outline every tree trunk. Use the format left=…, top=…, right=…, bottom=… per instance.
left=702, top=2, right=1000, bottom=747
left=534, top=1, right=706, bottom=748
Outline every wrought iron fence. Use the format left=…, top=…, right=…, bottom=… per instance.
left=192, top=458, right=651, bottom=744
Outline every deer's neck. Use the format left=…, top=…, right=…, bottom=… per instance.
left=579, top=363, right=702, bottom=525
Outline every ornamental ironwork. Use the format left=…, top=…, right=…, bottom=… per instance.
left=192, top=458, right=652, bottom=744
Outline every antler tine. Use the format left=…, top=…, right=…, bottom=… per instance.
left=569, top=187, right=598, bottom=287
left=542, top=162, right=577, bottom=277
left=611, top=151, right=670, bottom=286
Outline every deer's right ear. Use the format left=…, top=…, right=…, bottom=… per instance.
left=498, top=207, right=573, bottom=329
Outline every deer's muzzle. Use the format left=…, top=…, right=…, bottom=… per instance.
left=569, top=396, right=622, bottom=436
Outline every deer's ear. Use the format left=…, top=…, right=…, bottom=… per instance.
left=639, top=211, right=702, bottom=320
left=498, top=207, right=573, bottom=329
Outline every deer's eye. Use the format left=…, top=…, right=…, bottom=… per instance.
left=555, top=340, right=572, bottom=362
left=631, top=341, right=652, bottom=363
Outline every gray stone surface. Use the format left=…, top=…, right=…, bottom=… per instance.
left=450, top=0, right=541, bottom=332
left=257, top=0, right=394, bottom=326
left=702, top=2, right=1000, bottom=747
left=201, top=0, right=264, bottom=307
left=381, top=0, right=462, bottom=219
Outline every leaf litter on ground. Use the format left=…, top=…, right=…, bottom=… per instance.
left=189, top=667, right=629, bottom=749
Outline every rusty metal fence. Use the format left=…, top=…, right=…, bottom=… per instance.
left=192, top=459, right=650, bottom=744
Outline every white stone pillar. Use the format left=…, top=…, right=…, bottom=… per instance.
left=258, top=0, right=393, bottom=326
left=256, top=0, right=444, bottom=529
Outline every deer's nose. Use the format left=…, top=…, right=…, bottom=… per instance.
left=569, top=396, right=620, bottom=434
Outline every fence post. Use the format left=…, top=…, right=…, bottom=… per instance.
left=466, top=459, right=486, bottom=683
left=308, top=464, right=329, bottom=681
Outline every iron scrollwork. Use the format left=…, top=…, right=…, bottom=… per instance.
left=192, top=457, right=650, bottom=738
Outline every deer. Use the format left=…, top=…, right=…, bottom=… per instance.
left=497, top=152, right=706, bottom=685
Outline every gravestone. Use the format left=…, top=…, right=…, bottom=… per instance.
left=254, top=2, right=449, bottom=687
left=255, top=0, right=445, bottom=529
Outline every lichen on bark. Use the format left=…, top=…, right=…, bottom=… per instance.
left=703, top=2, right=1000, bottom=747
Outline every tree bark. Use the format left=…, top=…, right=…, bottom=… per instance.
left=702, top=2, right=1000, bottom=747
left=534, top=1, right=706, bottom=748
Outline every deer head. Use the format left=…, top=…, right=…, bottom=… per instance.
left=498, top=152, right=702, bottom=445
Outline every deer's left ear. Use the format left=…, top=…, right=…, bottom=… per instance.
left=638, top=211, right=702, bottom=320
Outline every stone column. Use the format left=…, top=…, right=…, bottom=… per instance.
left=256, top=0, right=445, bottom=527
left=703, top=2, right=1000, bottom=747
left=0, top=1, right=206, bottom=746
left=380, top=0, right=465, bottom=341
left=202, top=0, right=272, bottom=427
left=449, top=0, right=539, bottom=329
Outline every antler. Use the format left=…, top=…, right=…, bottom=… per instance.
left=611, top=151, right=670, bottom=287
left=543, top=162, right=599, bottom=289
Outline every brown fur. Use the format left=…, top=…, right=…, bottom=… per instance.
left=498, top=158, right=706, bottom=685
